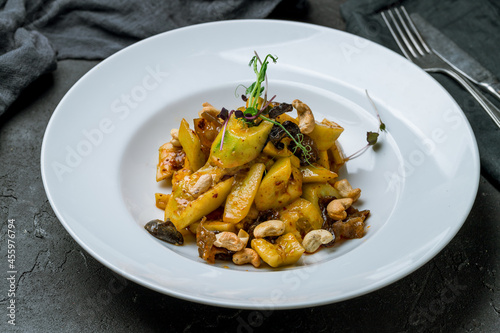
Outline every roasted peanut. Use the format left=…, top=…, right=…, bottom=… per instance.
left=188, top=174, right=212, bottom=198
left=214, top=231, right=245, bottom=252
left=293, top=99, right=315, bottom=134
left=253, top=220, right=286, bottom=238
left=302, top=229, right=334, bottom=253
left=232, top=248, right=261, bottom=267
left=334, top=179, right=361, bottom=202
left=327, top=198, right=354, bottom=220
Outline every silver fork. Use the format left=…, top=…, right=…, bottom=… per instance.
left=381, top=6, right=500, bottom=128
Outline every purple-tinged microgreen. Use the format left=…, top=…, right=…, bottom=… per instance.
left=259, top=95, right=276, bottom=113
left=219, top=108, right=235, bottom=151
left=366, top=90, right=386, bottom=132
left=345, top=90, right=386, bottom=161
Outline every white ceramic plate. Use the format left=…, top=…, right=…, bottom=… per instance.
left=41, top=20, right=479, bottom=309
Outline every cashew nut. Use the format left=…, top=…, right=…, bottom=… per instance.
left=189, top=174, right=212, bottom=198
left=334, top=179, right=361, bottom=202
left=327, top=198, right=354, bottom=220
left=170, top=128, right=181, bottom=147
left=237, top=229, right=249, bottom=248
left=302, top=229, right=334, bottom=253
left=253, top=220, right=286, bottom=238
left=232, top=248, right=261, bottom=267
left=214, top=231, right=245, bottom=252
left=292, top=99, right=315, bottom=134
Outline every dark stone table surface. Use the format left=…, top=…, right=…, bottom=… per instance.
left=1, top=0, right=499, bottom=332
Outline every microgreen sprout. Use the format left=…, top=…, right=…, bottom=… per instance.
left=219, top=52, right=320, bottom=165
left=290, top=133, right=314, bottom=164
left=220, top=52, right=277, bottom=150
left=345, top=90, right=387, bottom=161
left=366, top=90, right=387, bottom=132
left=259, top=115, right=313, bottom=165
left=246, top=52, right=277, bottom=115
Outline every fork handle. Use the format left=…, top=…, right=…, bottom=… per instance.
left=444, top=69, right=500, bottom=128
left=480, top=81, right=500, bottom=104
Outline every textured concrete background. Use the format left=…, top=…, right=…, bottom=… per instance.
left=1, top=0, right=499, bottom=332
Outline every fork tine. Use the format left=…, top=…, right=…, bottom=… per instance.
left=380, top=9, right=418, bottom=59
left=400, top=6, right=431, bottom=53
left=394, top=7, right=425, bottom=56
left=381, top=10, right=412, bottom=59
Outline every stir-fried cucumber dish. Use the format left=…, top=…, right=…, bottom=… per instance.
left=146, top=53, right=377, bottom=268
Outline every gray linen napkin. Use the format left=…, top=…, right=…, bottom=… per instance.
left=0, top=0, right=286, bottom=117
left=0, top=0, right=56, bottom=114
left=341, top=0, right=500, bottom=188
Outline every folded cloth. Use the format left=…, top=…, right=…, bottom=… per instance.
left=341, top=0, right=500, bottom=189
left=0, top=0, right=57, bottom=114
left=0, top=0, right=286, bottom=117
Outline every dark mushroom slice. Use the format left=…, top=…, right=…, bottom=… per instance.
left=269, top=121, right=300, bottom=143
left=268, top=102, right=293, bottom=119
left=144, top=219, right=184, bottom=245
